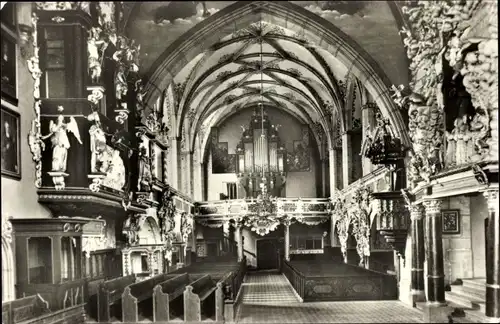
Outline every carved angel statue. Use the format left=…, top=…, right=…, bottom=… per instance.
left=87, top=27, right=106, bottom=83
left=41, top=106, right=82, bottom=172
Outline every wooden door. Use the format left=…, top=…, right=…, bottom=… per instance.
left=257, top=239, right=280, bottom=270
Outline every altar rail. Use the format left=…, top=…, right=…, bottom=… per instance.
left=282, top=260, right=397, bottom=302
left=194, top=197, right=332, bottom=217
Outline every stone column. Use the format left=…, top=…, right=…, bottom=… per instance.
left=321, top=159, right=328, bottom=197
left=422, top=199, right=448, bottom=322
left=410, top=204, right=426, bottom=302
left=329, top=148, right=337, bottom=193
left=170, top=137, right=179, bottom=189
left=284, top=221, right=291, bottom=261
left=342, top=133, right=352, bottom=188
left=483, top=188, right=500, bottom=320
left=423, top=199, right=446, bottom=304
left=361, top=102, right=376, bottom=176
left=235, top=223, right=243, bottom=262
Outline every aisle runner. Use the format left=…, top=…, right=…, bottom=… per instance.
left=240, top=271, right=300, bottom=304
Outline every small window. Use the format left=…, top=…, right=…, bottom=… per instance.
left=43, top=27, right=66, bottom=98
left=28, top=237, right=52, bottom=284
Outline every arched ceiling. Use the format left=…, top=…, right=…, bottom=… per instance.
left=125, top=1, right=411, bottom=154
left=174, top=21, right=350, bottom=151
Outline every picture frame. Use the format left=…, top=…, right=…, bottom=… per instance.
left=442, top=209, right=460, bottom=235
left=1, top=105, right=21, bottom=180
left=1, top=29, right=18, bottom=104
left=0, top=2, right=17, bottom=31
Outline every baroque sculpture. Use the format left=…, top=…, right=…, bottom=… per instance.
left=42, top=106, right=82, bottom=173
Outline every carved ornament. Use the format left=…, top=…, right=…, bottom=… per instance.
left=26, top=14, right=45, bottom=188
left=1, top=216, right=13, bottom=244
left=423, top=199, right=442, bottom=215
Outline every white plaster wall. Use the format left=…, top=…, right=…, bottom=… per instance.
left=1, top=35, right=51, bottom=220
left=470, top=194, right=487, bottom=278
left=442, top=196, right=473, bottom=283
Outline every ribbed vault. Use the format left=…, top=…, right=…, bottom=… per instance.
left=140, top=1, right=410, bottom=157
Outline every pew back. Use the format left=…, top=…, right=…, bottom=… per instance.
left=2, top=295, right=50, bottom=324
left=97, top=275, right=135, bottom=322
left=152, top=273, right=194, bottom=322
left=122, top=273, right=180, bottom=323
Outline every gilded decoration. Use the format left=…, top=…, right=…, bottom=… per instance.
left=2, top=216, right=13, bottom=244
left=348, top=187, right=373, bottom=266
left=26, top=13, right=45, bottom=188
left=332, top=196, right=350, bottom=263
left=395, top=1, right=498, bottom=187
left=157, top=188, right=176, bottom=252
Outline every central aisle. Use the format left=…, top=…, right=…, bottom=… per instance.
left=235, top=271, right=425, bottom=323
left=239, top=271, right=300, bottom=304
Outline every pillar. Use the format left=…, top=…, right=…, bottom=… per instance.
left=410, top=204, right=426, bottom=302
left=329, top=148, right=337, bottom=193
left=170, top=137, right=179, bottom=190
left=321, top=159, right=328, bottom=197
left=484, top=188, right=500, bottom=320
left=235, top=223, right=243, bottom=262
left=342, top=133, right=352, bottom=188
left=423, top=199, right=445, bottom=304
left=284, top=221, right=290, bottom=261
left=361, top=102, right=376, bottom=176
left=422, top=199, right=448, bottom=323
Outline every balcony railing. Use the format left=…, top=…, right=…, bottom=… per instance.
left=194, top=197, right=332, bottom=217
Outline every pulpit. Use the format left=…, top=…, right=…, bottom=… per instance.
left=12, top=218, right=88, bottom=311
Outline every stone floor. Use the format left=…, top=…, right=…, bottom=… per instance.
left=235, top=271, right=425, bottom=323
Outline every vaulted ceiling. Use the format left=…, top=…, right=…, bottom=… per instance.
left=125, top=1, right=410, bottom=154
left=173, top=21, right=352, bottom=150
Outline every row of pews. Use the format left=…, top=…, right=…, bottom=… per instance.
left=93, top=258, right=247, bottom=323
left=1, top=259, right=247, bottom=324
left=2, top=294, right=84, bottom=324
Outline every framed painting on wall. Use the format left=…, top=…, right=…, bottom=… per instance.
left=442, top=209, right=460, bottom=235
left=1, top=30, right=17, bottom=103
left=1, top=105, right=21, bottom=179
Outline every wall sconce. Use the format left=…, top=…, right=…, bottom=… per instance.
left=17, top=3, right=34, bottom=57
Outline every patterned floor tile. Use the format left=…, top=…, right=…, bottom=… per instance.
left=235, top=272, right=425, bottom=323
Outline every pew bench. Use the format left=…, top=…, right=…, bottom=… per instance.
left=97, top=274, right=135, bottom=322
left=184, top=275, right=218, bottom=322
left=122, top=273, right=180, bottom=323
left=2, top=294, right=50, bottom=324
left=153, top=273, right=197, bottom=322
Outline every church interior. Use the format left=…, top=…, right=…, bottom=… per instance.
left=0, top=1, right=498, bottom=323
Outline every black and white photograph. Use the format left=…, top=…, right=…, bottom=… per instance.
left=1, top=2, right=498, bottom=324
left=1, top=105, right=21, bottom=179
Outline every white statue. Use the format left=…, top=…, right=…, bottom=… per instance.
left=42, top=106, right=82, bottom=172
left=87, top=27, right=105, bottom=83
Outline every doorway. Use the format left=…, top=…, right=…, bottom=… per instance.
left=257, top=239, right=281, bottom=270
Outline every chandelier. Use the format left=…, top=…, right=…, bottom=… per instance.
left=244, top=181, right=280, bottom=236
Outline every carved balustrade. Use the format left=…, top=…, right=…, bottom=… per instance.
left=194, top=197, right=331, bottom=232
left=372, top=191, right=409, bottom=258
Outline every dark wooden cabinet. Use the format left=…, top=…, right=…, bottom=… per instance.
left=12, top=218, right=88, bottom=311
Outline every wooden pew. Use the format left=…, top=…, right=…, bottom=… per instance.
left=215, top=272, right=233, bottom=322
left=122, top=273, right=179, bottom=323
left=184, top=275, right=218, bottom=322
left=97, top=275, right=135, bottom=323
left=2, top=294, right=50, bottom=324
left=152, top=273, right=195, bottom=322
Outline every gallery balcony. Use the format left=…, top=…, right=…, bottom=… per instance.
left=194, top=196, right=332, bottom=229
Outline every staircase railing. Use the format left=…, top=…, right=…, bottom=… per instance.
left=222, top=235, right=257, bottom=259
left=281, top=260, right=305, bottom=299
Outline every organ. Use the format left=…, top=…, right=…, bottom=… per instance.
left=236, top=104, right=287, bottom=198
